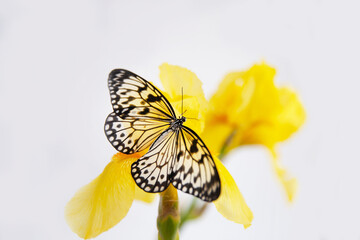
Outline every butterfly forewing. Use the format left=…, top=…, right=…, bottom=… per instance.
left=108, top=69, right=176, bottom=119
left=171, top=126, right=221, bottom=202
left=105, top=113, right=170, bottom=153
left=105, top=69, right=176, bottom=153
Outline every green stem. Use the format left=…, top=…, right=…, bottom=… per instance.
left=180, top=199, right=208, bottom=229
left=179, top=199, right=197, bottom=228
left=157, top=186, right=180, bottom=240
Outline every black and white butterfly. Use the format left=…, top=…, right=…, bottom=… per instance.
left=104, top=69, right=221, bottom=202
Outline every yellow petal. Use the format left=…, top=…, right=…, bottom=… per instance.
left=270, top=149, right=297, bottom=202
left=159, top=63, right=208, bottom=133
left=233, top=62, right=280, bottom=127
left=134, top=185, right=156, bottom=203
left=201, top=121, right=234, bottom=156
left=209, top=71, right=253, bottom=119
left=159, top=63, right=206, bottom=103
left=65, top=152, right=143, bottom=239
left=275, top=87, right=306, bottom=142
left=171, top=97, right=204, bottom=134
left=213, top=157, right=253, bottom=227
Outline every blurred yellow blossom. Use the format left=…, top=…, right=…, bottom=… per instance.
left=202, top=62, right=305, bottom=201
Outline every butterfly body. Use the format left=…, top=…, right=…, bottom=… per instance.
left=170, top=116, right=186, bottom=130
left=105, top=69, right=221, bottom=202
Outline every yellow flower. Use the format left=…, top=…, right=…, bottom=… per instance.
left=160, top=63, right=252, bottom=226
left=65, top=64, right=253, bottom=239
left=202, top=62, right=306, bottom=201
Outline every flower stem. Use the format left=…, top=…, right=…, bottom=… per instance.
left=157, top=185, right=180, bottom=240
left=179, top=199, right=208, bottom=229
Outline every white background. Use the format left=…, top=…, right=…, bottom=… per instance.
left=0, top=0, right=359, bottom=239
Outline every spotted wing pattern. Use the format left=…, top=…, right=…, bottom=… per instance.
left=106, top=69, right=221, bottom=202
left=171, top=126, right=220, bottom=202
left=131, top=128, right=178, bottom=193
left=105, top=69, right=176, bottom=154
left=131, top=125, right=221, bottom=202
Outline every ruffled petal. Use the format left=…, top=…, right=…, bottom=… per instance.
left=213, top=157, right=253, bottom=227
left=233, top=62, right=280, bottom=127
left=65, top=152, right=143, bottom=239
left=275, top=87, right=306, bottom=142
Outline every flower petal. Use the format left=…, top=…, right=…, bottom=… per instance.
left=159, top=63, right=206, bottom=103
left=65, top=152, right=143, bottom=239
left=201, top=121, right=234, bottom=156
left=275, top=87, right=306, bottom=142
left=270, top=149, right=297, bottom=202
left=170, top=97, right=204, bottom=133
left=159, top=63, right=208, bottom=133
left=232, top=62, right=280, bottom=127
left=213, top=157, right=253, bottom=227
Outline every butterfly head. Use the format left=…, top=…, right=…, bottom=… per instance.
left=180, top=116, right=186, bottom=123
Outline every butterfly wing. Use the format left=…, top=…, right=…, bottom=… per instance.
left=131, top=125, right=221, bottom=202
left=131, top=128, right=178, bottom=192
left=171, top=126, right=221, bottom=202
left=105, top=69, right=176, bottom=154
left=106, top=69, right=221, bottom=202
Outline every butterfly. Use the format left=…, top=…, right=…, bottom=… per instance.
left=104, top=69, right=221, bottom=202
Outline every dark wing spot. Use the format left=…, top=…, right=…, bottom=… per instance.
left=147, top=94, right=162, bottom=102
left=190, top=139, right=198, bottom=153
left=124, top=96, right=135, bottom=104
left=177, top=151, right=184, bottom=162
left=139, top=107, right=150, bottom=115
left=198, top=155, right=205, bottom=164
left=122, top=105, right=136, bottom=116
left=138, top=85, right=147, bottom=92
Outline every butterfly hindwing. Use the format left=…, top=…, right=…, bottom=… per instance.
left=105, top=69, right=176, bottom=153
left=131, top=128, right=178, bottom=192
left=131, top=125, right=221, bottom=202
left=171, top=126, right=221, bottom=202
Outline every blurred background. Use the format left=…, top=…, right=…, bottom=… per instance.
left=1, top=0, right=359, bottom=239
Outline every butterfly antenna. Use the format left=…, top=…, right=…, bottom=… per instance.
left=185, top=117, right=199, bottom=121
left=181, top=87, right=184, bottom=116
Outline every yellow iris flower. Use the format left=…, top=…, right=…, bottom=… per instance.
left=202, top=62, right=306, bottom=201
left=65, top=63, right=253, bottom=239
